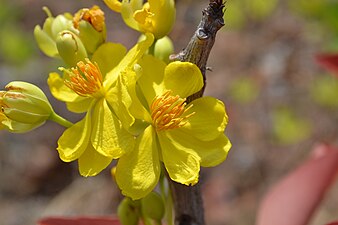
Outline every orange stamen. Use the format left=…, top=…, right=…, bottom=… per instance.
left=64, top=59, right=103, bottom=97
left=150, top=90, right=195, bottom=131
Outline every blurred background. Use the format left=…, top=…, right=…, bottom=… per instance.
left=0, top=0, right=337, bottom=224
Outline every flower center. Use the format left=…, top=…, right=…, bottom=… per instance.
left=73, top=5, right=105, bottom=32
left=150, top=91, right=195, bottom=131
left=63, top=59, right=104, bottom=97
left=133, top=3, right=154, bottom=31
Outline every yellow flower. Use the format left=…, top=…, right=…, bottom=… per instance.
left=47, top=34, right=154, bottom=176
left=104, top=0, right=176, bottom=39
left=35, top=5, right=106, bottom=61
left=115, top=55, right=231, bottom=199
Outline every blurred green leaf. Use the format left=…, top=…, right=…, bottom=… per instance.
left=311, top=75, right=338, bottom=108
left=244, top=0, right=278, bottom=21
left=229, top=77, right=260, bottom=104
left=223, top=1, right=246, bottom=29
left=288, top=0, right=338, bottom=35
left=0, top=0, right=21, bottom=27
left=0, top=25, right=36, bottom=65
left=273, top=108, right=312, bottom=145
left=224, top=0, right=278, bottom=29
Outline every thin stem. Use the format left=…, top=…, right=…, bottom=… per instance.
left=159, top=170, right=174, bottom=225
left=49, top=112, right=73, bottom=128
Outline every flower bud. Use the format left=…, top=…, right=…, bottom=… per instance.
left=34, top=7, right=74, bottom=57
left=154, top=36, right=174, bottom=63
left=140, top=192, right=165, bottom=221
left=0, top=81, right=53, bottom=132
left=73, top=6, right=106, bottom=54
left=117, top=197, right=140, bottom=225
left=56, top=31, right=88, bottom=67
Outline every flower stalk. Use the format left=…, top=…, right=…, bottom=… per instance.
left=49, top=112, right=73, bottom=128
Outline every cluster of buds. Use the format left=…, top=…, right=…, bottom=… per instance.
left=34, top=5, right=106, bottom=67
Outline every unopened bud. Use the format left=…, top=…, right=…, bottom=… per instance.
left=140, top=192, right=165, bottom=221
left=117, top=197, right=140, bottom=225
left=56, top=31, right=87, bottom=67
left=154, top=36, right=174, bottom=63
left=73, top=5, right=106, bottom=54
left=0, top=81, right=53, bottom=132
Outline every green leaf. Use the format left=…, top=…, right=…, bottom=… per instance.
left=273, top=108, right=312, bottom=145
left=311, top=75, right=338, bottom=108
left=229, top=77, right=260, bottom=104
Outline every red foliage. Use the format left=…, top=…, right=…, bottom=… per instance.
left=37, top=216, right=120, bottom=225
left=316, top=54, right=338, bottom=77
left=256, top=144, right=338, bottom=225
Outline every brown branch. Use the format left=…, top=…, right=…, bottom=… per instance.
left=168, top=1, right=225, bottom=225
left=171, top=0, right=225, bottom=103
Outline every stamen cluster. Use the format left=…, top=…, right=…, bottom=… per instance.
left=64, top=59, right=103, bottom=97
left=73, top=5, right=105, bottom=32
left=150, top=91, right=194, bottom=131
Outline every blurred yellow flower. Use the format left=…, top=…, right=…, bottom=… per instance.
left=104, top=0, right=176, bottom=39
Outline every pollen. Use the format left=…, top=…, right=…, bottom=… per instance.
left=150, top=90, right=195, bottom=131
left=73, top=5, right=105, bottom=32
left=63, top=59, right=103, bottom=97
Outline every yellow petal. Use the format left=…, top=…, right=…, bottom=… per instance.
left=91, top=99, right=134, bottom=158
left=137, top=55, right=166, bottom=106
left=103, top=0, right=122, bottom=12
left=164, top=62, right=203, bottom=98
left=66, top=97, right=94, bottom=113
left=92, top=42, right=127, bottom=76
left=158, top=131, right=200, bottom=186
left=120, top=0, right=144, bottom=30
left=182, top=97, right=228, bottom=141
left=148, top=0, right=176, bottom=38
left=57, top=112, right=91, bottom=162
left=105, top=33, right=154, bottom=82
left=48, top=72, right=77, bottom=101
left=162, top=128, right=231, bottom=168
left=106, top=74, right=135, bottom=129
left=78, top=143, right=113, bottom=177
left=116, top=126, right=160, bottom=200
